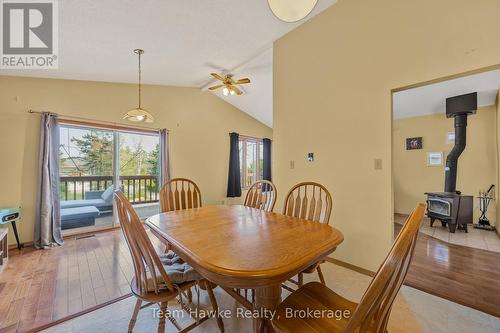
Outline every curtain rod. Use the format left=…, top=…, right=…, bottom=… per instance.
left=28, top=109, right=169, bottom=133
left=229, top=132, right=272, bottom=141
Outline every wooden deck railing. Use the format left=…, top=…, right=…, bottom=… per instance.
left=60, top=175, right=159, bottom=204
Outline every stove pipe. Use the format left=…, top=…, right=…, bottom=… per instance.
left=444, top=92, right=477, bottom=193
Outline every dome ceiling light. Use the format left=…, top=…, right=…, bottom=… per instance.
left=268, top=0, right=319, bottom=23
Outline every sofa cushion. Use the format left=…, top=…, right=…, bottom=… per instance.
left=61, top=206, right=100, bottom=221
left=61, top=199, right=110, bottom=210
left=101, top=185, right=115, bottom=203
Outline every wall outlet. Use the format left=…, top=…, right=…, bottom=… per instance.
left=374, top=158, right=383, bottom=170
left=290, top=160, right=295, bottom=169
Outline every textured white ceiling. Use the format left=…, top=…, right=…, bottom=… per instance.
left=0, top=0, right=338, bottom=127
left=393, top=70, right=500, bottom=119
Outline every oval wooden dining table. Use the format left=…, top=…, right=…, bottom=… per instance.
left=146, top=205, right=344, bottom=333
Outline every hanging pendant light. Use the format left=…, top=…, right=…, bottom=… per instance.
left=268, top=0, right=318, bottom=23
left=123, top=49, right=154, bottom=123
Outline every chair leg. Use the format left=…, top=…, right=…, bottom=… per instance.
left=186, top=287, right=193, bottom=303
left=317, top=265, right=326, bottom=286
left=205, top=281, right=224, bottom=333
left=128, top=299, right=142, bottom=333
left=158, top=302, right=168, bottom=333
left=298, top=273, right=304, bottom=287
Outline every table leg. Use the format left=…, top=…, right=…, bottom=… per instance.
left=254, top=284, right=281, bottom=333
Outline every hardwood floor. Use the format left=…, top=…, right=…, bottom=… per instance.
left=0, top=230, right=163, bottom=333
left=0, top=222, right=499, bottom=332
left=395, top=222, right=500, bottom=317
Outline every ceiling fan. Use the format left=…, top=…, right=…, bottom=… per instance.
left=208, top=73, right=251, bottom=96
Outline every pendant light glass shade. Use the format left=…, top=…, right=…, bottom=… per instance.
left=268, top=0, right=318, bottom=23
left=123, top=107, right=154, bottom=123
left=123, top=49, right=155, bottom=123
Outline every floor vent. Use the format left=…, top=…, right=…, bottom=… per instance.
left=76, top=234, right=96, bottom=240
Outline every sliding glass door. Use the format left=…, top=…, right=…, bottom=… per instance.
left=59, top=125, right=115, bottom=231
left=59, top=123, right=160, bottom=233
left=118, top=131, right=160, bottom=220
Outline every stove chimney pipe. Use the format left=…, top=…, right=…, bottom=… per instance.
left=444, top=92, right=477, bottom=193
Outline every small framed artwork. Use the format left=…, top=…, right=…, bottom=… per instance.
left=406, top=137, right=423, bottom=150
left=427, top=152, right=443, bottom=166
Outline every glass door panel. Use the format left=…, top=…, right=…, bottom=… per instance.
left=59, top=125, right=115, bottom=232
left=118, top=131, right=160, bottom=220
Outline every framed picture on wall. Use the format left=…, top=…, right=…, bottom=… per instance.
left=406, top=137, right=423, bottom=150
left=427, top=152, right=443, bottom=166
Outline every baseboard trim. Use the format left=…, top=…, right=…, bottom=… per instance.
left=26, top=293, right=132, bottom=333
left=7, top=226, right=122, bottom=250
left=325, top=257, right=376, bottom=277
left=8, top=241, right=33, bottom=250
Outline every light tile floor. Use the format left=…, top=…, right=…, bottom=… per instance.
left=395, top=215, right=500, bottom=253
left=42, top=262, right=500, bottom=333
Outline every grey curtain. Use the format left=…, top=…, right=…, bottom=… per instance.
left=34, top=112, right=63, bottom=248
left=227, top=132, right=242, bottom=197
left=263, top=138, right=272, bottom=181
left=159, top=129, right=171, bottom=186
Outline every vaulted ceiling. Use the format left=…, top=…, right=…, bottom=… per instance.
left=0, top=0, right=339, bottom=127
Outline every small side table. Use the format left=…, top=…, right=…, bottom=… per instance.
left=0, top=228, right=8, bottom=271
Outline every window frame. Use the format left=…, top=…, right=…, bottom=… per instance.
left=239, top=135, right=264, bottom=189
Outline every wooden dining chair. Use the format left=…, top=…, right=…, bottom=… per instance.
left=272, top=203, right=426, bottom=333
left=244, top=180, right=277, bottom=212
left=160, top=178, right=202, bottom=213
left=238, top=180, right=278, bottom=303
left=159, top=178, right=202, bottom=264
left=282, top=182, right=333, bottom=289
left=115, top=191, right=224, bottom=333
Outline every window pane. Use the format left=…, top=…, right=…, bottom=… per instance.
left=239, top=140, right=244, bottom=186
left=246, top=141, right=257, bottom=187
left=119, top=132, right=160, bottom=220
left=59, top=125, right=114, bottom=231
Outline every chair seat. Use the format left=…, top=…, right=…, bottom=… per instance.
left=145, top=258, right=202, bottom=292
left=131, top=277, right=196, bottom=302
left=273, top=282, right=358, bottom=333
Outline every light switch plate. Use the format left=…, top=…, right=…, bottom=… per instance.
left=374, top=158, right=382, bottom=170
left=290, top=160, right=295, bottom=169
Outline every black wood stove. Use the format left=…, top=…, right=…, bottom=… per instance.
left=425, top=92, right=476, bottom=233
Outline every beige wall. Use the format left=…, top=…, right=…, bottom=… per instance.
left=0, top=76, right=272, bottom=246
left=393, top=106, right=497, bottom=224
left=273, top=0, right=500, bottom=270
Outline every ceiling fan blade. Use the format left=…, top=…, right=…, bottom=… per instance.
left=208, top=84, right=225, bottom=90
left=231, top=86, right=243, bottom=95
left=210, top=73, right=225, bottom=82
left=235, top=78, right=251, bottom=85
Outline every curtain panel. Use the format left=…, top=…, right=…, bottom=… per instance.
left=263, top=138, right=272, bottom=181
left=226, top=132, right=242, bottom=197
left=34, top=112, right=63, bottom=248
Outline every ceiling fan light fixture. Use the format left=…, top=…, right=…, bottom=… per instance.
left=268, top=0, right=318, bottom=23
left=222, top=87, right=230, bottom=96
left=123, top=49, right=155, bottom=123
